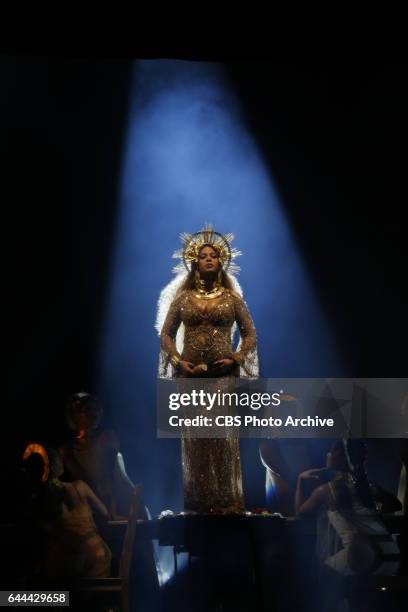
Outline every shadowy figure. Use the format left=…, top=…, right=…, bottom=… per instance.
left=296, top=438, right=401, bottom=611
left=59, top=393, right=160, bottom=606
left=59, top=392, right=135, bottom=519
left=259, top=439, right=319, bottom=515
left=22, top=444, right=111, bottom=583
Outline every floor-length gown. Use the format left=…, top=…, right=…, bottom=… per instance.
left=161, top=287, right=257, bottom=512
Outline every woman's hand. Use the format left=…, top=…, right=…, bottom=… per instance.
left=179, top=360, right=196, bottom=376
left=212, top=358, right=235, bottom=372
left=298, top=468, right=326, bottom=481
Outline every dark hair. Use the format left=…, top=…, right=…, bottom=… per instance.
left=330, top=439, right=376, bottom=511
left=22, top=445, right=66, bottom=521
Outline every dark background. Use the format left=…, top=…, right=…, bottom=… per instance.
left=2, top=56, right=407, bottom=512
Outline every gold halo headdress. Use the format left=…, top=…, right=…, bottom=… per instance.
left=23, top=443, right=50, bottom=483
left=172, top=223, right=242, bottom=276
left=156, top=224, right=259, bottom=378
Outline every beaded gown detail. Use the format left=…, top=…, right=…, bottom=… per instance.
left=160, top=288, right=257, bottom=512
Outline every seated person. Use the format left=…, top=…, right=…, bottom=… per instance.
left=59, top=392, right=137, bottom=519
left=58, top=393, right=160, bottom=594
left=23, top=444, right=112, bottom=582
left=295, top=438, right=401, bottom=577
left=259, top=439, right=323, bottom=515
left=259, top=387, right=351, bottom=515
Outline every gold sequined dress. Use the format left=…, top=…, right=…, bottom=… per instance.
left=160, top=288, right=257, bottom=512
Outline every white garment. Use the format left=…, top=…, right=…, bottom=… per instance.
left=324, top=483, right=399, bottom=576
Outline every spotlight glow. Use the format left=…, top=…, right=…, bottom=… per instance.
left=99, top=58, right=341, bottom=516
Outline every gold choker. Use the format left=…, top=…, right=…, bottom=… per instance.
left=193, top=283, right=225, bottom=300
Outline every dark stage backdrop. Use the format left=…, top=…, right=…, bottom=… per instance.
left=2, top=56, right=407, bottom=514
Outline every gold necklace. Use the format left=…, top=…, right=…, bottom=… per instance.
left=194, top=279, right=225, bottom=300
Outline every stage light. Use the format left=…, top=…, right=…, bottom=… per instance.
left=98, top=59, right=342, bottom=583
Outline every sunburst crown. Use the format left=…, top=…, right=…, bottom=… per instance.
left=172, top=223, right=242, bottom=275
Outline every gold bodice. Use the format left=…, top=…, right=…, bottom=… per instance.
left=160, top=288, right=257, bottom=374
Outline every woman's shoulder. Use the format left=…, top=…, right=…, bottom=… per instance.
left=70, top=480, right=89, bottom=495
left=310, top=482, right=331, bottom=499
left=172, top=288, right=190, bottom=303
left=225, top=289, right=250, bottom=309
left=225, top=288, right=242, bottom=301
left=319, top=482, right=331, bottom=496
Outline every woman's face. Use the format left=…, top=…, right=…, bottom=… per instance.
left=197, top=245, right=220, bottom=276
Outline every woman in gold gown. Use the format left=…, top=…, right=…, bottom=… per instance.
left=157, top=226, right=258, bottom=513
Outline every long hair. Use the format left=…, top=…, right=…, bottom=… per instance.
left=330, top=439, right=376, bottom=511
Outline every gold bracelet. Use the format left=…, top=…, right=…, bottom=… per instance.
left=170, top=355, right=181, bottom=368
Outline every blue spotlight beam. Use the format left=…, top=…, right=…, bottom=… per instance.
left=98, top=60, right=342, bottom=519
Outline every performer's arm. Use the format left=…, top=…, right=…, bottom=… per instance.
left=295, top=469, right=329, bottom=515
left=77, top=480, right=110, bottom=520
left=160, top=293, right=182, bottom=365
left=295, top=479, right=328, bottom=516
left=231, top=293, right=257, bottom=368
